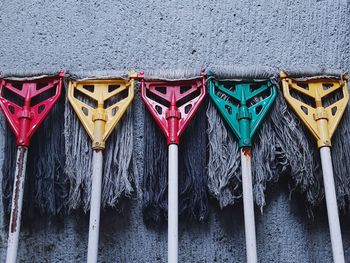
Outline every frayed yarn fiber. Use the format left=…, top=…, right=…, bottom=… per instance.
left=142, top=101, right=209, bottom=225
left=207, top=100, right=241, bottom=208
left=142, top=69, right=203, bottom=81
left=64, top=94, right=134, bottom=212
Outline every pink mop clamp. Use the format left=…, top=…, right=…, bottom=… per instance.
left=139, top=70, right=206, bottom=144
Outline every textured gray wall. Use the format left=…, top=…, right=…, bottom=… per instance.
left=0, top=0, right=350, bottom=262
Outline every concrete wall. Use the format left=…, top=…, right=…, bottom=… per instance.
left=0, top=0, right=350, bottom=262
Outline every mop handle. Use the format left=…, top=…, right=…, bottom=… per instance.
left=320, top=147, right=345, bottom=263
left=168, top=144, right=178, bottom=263
left=87, top=150, right=103, bottom=263
left=240, top=147, right=257, bottom=263
left=6, top=146, right=28, bottom=263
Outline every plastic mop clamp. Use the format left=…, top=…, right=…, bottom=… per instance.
left=0, top=71, right=64, bottom=263
left=139, top=71, right=206, bottom=145
left=139, top=70, right=206, bottom=263
left=280, top=70, right=349, bottom=263
left=67, top=72, right=136, bottom=263
left=208, top=72, right=276, bottom=148
left=208, top=69, right=276, bottom=263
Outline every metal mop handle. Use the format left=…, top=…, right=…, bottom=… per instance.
left=280, top=71, right=349, bottom=263
left=87, top=150, right=103, bottom=263
left=168, top=144, right=178, bottom=263
left=240, top=147, right=257, bottom=263
left=320, top=147, right=344, bottom=262
left=6, top=146, right=28, bottom=263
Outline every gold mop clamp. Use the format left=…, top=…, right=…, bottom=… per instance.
left=68, top=72, right=136, bottom=263
left=280, top=71, right=349, bottom=148
left=280, top=71, right=349, bottom=263
left=68, top=74, right=136, bottom=150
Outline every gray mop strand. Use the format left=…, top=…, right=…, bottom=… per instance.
left=332, top=104, right=350, bottom=210
left=64, top=71, right=134, bottom=212
left=208, top=65, right=275, bottom=80
left=270, top=87, right=321, bottom=212
left=207, top=100, right=242, bottom=208
left=1, top=72, right=68, bottom=216
left=141, top=68, right=203, bottom=81
left=68, top=70, right=129, bottom=80
left=0, top=70, right=63, bottom=80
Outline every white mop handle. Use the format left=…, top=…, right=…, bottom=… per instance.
left=87, top=150, right=103, bottom=263
left=168, top=144, right=178, bottom=263
left=240, top=148, right=257, bottom=263
left=320, top=147, right=345, bottom=263
left=6, top=146, right=28, bottom=263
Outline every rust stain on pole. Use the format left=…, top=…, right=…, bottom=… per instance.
left=242, top=147, right=252, bottom=157
left=10, top=147, right=26, bottom=233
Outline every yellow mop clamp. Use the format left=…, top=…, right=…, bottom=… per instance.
left=280, top=71, right=349, bottom=148
left=280, top=70, right=349, bottom=263
left=67, top=72, right=136, bottom=263
left=68, top=72, right=136, bottom=149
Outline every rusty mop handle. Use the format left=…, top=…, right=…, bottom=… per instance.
left=241, top=147, right=257, bottom=263
left=6, top=146, right=28, bottom=263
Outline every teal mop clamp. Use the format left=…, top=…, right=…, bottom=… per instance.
left=208, top=73, right=277, bottom=147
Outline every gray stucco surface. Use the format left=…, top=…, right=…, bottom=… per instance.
left=0, top=0, right=350, bottom=262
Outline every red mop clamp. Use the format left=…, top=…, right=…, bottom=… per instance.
left=0, top=71, right=64, bottom=146
left=139, top=71, right=206, bottom=145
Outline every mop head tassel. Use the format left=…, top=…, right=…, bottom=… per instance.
left=141, top=69, right=208, bottom=225
left=208, top=65, right=274, bottom=80
left=270, top=87, right=321, bottom=210
left=207, top=100, right=241, bottom=207
left=280, top=66, right=343, bottom=79
left=1, top=72, right=68, bottom=216
left=140, top=69, right=203, bottom=81
left=67, top=70, right=129, bottom=80
left=1, top=70, right=63, bottom=81
left=280, top=69, right=350, bottom=212
left=207, top=66, right=280, bottom=210
left=64, top=71, right=134, bottom=212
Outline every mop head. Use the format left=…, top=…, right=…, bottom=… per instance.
left=207, top=65, right=284, bottom=210
left=142, top=69, right=208, bottom=225
left=64, top=71, right=134, bottom=212
left=280, top=68, right=350, bottom=213
left=1, top=71, right=68, bottom=217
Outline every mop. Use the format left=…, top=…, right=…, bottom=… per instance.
left=280, top=70, right=349, bottom=263
left=207, top=66, right=277, bottom=263
left=0, top=71, right=65, bottom=263
left=206, top=66, right=345, bottom=215
left=140, top=69, right=207, bottom=263
left=206, top=66, right=285, bottom=210
left=65, top=71, right=136, bottom=263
